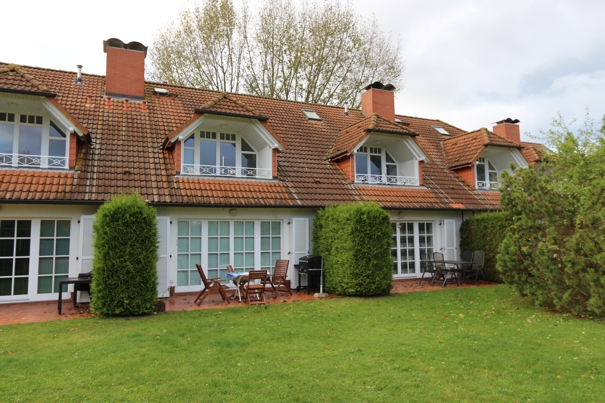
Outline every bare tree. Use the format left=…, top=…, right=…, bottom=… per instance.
left=148, top=0, right=403, bottom=106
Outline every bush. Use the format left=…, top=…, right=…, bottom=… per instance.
left=497, top=113, right=605, bottom=316
left=90, top=193, right=159, bottom=315
left=313, top=202, right=393, bottom=296
left=459, top=212, right=509, bottom=282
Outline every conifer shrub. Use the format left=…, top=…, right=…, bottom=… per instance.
left=313, top=202, right=393, bottom=296
left=90, top=193, right=159, bottom=315
left=497, top=113, right=605, bottom=316
left=459, top=212, right=509, bottom=282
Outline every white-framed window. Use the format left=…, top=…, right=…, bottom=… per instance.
left=476, top=157, right=498, bottom=189
left=176, top=220, right=282, bottom=286
left=391, top=221, right=434, bottom=276
left=0, top=220, right=31, bottom=296
left=354, top=146, right=418, bottom=185
left=0, top=112, right=67, bottom=168
left=37, top=220, right=70, bottom=294
left=182, top=131, right=268, bottom=178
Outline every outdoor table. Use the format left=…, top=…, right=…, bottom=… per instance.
left=443, top=259, right=473, bottom=284
left=226, top=272, right=249, bottom=302
left=57, top=277, right=92, bottom=314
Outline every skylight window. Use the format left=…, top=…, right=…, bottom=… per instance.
left=302, top=109, right=321, bottom=121
left=431, top=125, right=450, bottom=135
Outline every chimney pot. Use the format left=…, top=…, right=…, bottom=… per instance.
left=493, top=118, right=521, bottom=143
left=361, top=82, right=396, bottom=121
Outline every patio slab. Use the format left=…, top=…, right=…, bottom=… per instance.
left=0, top=279, right=494, bottom=326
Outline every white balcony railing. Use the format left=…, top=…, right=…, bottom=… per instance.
left=0, top=153, right=67, bottom=168
left=355, top=174, right=419, bottom=186
left=476, top=181, right=499, bottom=190
left=182, top=164, right=272, bottom=179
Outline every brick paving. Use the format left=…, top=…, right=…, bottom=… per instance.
left=0, top=279, right=494, bottom=326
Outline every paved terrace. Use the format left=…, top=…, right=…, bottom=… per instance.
left=0, top=279, right=495, bottom=326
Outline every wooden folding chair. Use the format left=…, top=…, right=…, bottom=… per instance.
left=194, top=264, right=232, bottom=305
left=267, top=259, right=292, bottom=298
left=244, top=270, right=268, bottom=305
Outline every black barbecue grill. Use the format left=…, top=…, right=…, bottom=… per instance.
left=295, top=255, right=323, bottom=294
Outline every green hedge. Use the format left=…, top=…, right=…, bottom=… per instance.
left=459, top=212, right=509, bottom=282
left=313, top=202, right=393, bottom=296
left=90, top=193, right=159, bottom=315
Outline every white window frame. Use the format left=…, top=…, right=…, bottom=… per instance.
left=0, top=112, right=68, bottom=169
left=391, top=221, right=435, bottom=277
left=354, top=145, right=419, bottom=186
left=181, top=130, right=270, bottom=178
left=475, top=157, right=499, bottom=190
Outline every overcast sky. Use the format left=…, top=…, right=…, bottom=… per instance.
left=3, top=0, right=604, bottom=141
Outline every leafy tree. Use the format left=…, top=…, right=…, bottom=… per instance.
left=497, top=112, right=605, bottom=316
left=147, top=0, right=403, bottom=107
left=90, top=193, right=159, bottom=316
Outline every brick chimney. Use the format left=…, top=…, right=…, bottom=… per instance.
left=493, top=118, right=520, bottom=143
left=103, top=38, right=148, bottom=101
left=361, top=82, right=396, bottom=121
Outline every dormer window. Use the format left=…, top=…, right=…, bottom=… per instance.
left=354, top=145, right=419, bottom=185
left=302, top=109, right=321, bottom=121
left=182, top=130, right=269, bottom=178
left=476, top=157, right=498, bottom=189
left=0, top=112, right=67, bottom=168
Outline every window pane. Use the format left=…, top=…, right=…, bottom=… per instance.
left=241, top=153, right=256, bottom=169
left=39, top=258, right=53, bottom=275
left=260, top=222, right=270, bottom=235
left=219, top=221, right=229, bottom=235
left=16, top=239, right=30, bottom=256
left=190, top=254, right=202, bottom=267
left=189, top=271, right=201, bottom=286
left=208, top=254, right=218, bottom=268
left=177, top=270, right=189, bottom=286
left=245, top=237, right=254, bottom=251
left=177, top=238, right=189, bottom=253
left=0, top=259, right=12, bottom=276
left=219, top=238, right=229, bottom=252
left=49, top=139, right=66, bottom=157
left=190, top=237, right=201, bottom=253
left=0, top=123, right=14, bottom=154
left=234, top=222, right=243, bottom=236
left=261, top=237, right=270, bottom=250
left=386, top=164, right=397, bottom=176
left=261, top=252, right=270, bottom=267
left=50, top=122, right=66, bottom=138
left=190, top=221, right=202, bottom=236
left=245, top=222, right=254, bottom=236
left=53, top=276, right=67, bottom=293
left=55, top=239, right=69, bottom=255
left=15, top=258, right=29, bottom=275
left=14, top=278, right=28, bottom=295
left=0, top=278, right=11, bottom=295
left=177, top=254, right=189, bottom=270
left=476, top=163, right=486, bottom=181
left=370, top=155, right=382, bottom=175
left=200, top=140, right=216, bottom=165
left=0, top=239, right=14, bottom=256
left=178, top=221, right=189, bottom=236
left=0, top=220, right=15, bottom=237
left=208, top=221, right=218, bottom=236
left=184, top=137, right=194, bottom=147
left=37, top=276, right=53, bottom=294
left=208, top=238, right=218, bottom=253
left=55, top=257, right=69, bottom=274
left=220, top=142, right=236, bottom=166
left=245, top=253, right=254, bottom=267
left=489, top=171, right=498, bottom=183
left=234, top=237, right=243, bottom=252
left=355, top=154, right=368, bottom=174
left=17, top=221, right=31, bottom=237
left=184, top=148, right=194, bottom=165
left=57, top=220, right=70, bottom=237
left=271, top=237, right=280, bottom=250
left=385, top=152, right=395, bottom=163
left=271, top=222, right=280, bottom=235
left=19, top=126, right=42, bottom=156
left=234, top=253, right=243, bottom=267
left=241, top=138, right=254, bottom=152
left=219, top=254, right=229, bottom=266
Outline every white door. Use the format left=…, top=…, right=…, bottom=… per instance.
left=291, top=217, right=309, bottom=288
left=79, top=215, right=170, bottom=298
left=444, top=219, right=458, bottom=261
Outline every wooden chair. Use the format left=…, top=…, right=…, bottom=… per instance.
left=194, top=264, right=232, bottom=305
left=267, top=259, right=292, bottom=298
left=244, top=270, right=268, bottom=305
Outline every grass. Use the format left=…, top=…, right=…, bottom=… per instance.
left=1, top=285, right=604, bottom=402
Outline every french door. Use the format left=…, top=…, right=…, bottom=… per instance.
left=391, top=222, right=434, bottom=277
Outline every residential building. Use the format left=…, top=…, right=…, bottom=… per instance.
left=0, top=38, right=542, bottom=303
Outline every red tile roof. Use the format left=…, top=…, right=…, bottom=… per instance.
left=443, top=127, right=520, bottom=169
left=0, top=62, right=539, bottom=211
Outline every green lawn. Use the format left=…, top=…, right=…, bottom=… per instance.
left=1, top=285, right=604, bottom=402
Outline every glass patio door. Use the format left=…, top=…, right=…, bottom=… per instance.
left=391, top=222, right=434, bottom=277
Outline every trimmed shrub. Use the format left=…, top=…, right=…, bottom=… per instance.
left=90, top=193, right=159, bottom=315
left=313, top=202, right=393, bottom=296
left=459, top=211, right=509, bottom=282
